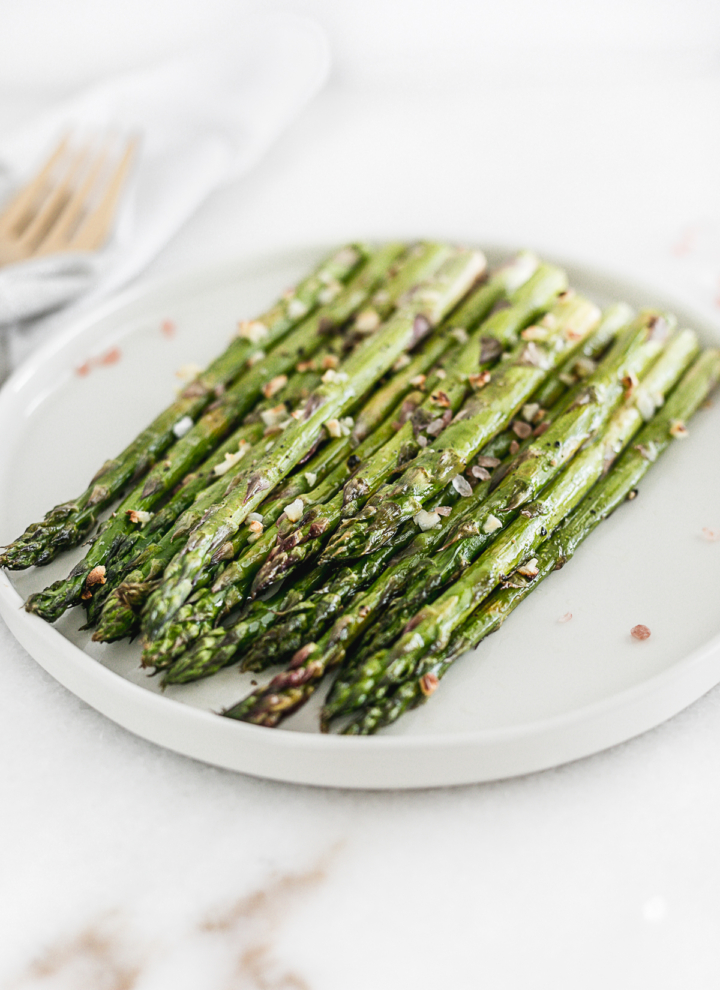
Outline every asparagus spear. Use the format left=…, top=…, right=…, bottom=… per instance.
left=322, top=290, right=604, bottom=562
left=24, top=242, right=413, bottom=622
left=225, top=326, right=698, bottom=728
left=1, top=244, right=367, bottom=571
left=345, top=346, right=720, bottom=734
left=249, top=262, right=571, bottom=597
left=139, top=248, right=488, bottom=640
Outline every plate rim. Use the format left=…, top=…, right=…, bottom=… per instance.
left=1, top=243, right=719, bottom=789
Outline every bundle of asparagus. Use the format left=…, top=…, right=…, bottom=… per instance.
left=4, top=241, right=717, bottom=738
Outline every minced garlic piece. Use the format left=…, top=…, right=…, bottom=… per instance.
left=318, top=280, right=342, bottom=305
left=126, top=509, right=153, bottom=527
left=260, top=405, right=289, bottom=428
left=413, top=509, right=441, bottom=531
left=213, top=441, right=252, bottom=477
left=325, top=416, right=354, bottom=438
left=355, top=309, right=381, bottom=333
left=321, top=369, right=349, bottom=384
left=262, top=375, right=288, bottom=399
left=669, top=420, right=689, bottom=439
left=304, top=471, right=318, bottom=487
left=521, top=325, right=549, bottom=342
left=482, top=514, right=503, bottom=534
left=172, top=415, right=193, bottom=438
left=284, top=498, right=304, bottom=523
left=287, top=299, right=308, bottom=319
left=237, top=320, right=269, bottom=343
left=517, top=558, right=539, bottom=578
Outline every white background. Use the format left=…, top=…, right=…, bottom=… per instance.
left=2, top=1, right=720, bottom=988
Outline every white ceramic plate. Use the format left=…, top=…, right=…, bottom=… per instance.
left=1, top=246, right=719, bottom=789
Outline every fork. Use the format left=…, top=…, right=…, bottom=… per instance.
left=0, top=133, right=138, bottom=266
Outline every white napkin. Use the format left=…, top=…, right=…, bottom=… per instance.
left=0, top=10, right=329, bottom=330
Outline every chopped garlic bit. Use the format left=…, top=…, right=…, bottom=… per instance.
left=414, top=509, right=441, bottom=531
left=262, top=374, right=288, bottom=399
left=86, top=565, right=107, bottom=587
left=451, top=327, right=469, bottom=344
left=287, top=298, right=308, bottom=319
left=321, top=354, right=339, bottom=370
left=321, top=368, right=349, bottom=384
left=669, top=420, right=689, bottom=439
left=521, top=325, right=549, bottom=342
left=452, top=475, right=473, bottom=497
left=426, top=417, right=447, bottom=437
left=248, top=519, right=264, bottom=534
left=325, top=416, right=354, bottom=438
left=519, top=341, right=547, bottom=368
left=175, top=362, right=202, bottom=381
left=214, top=441, right=252, bottom=477
left=284, top=498, right=305, bottom=523
left=540, top=312, right=558, bottom=330
left=318, top=280, right=342, bottom=305
left=126, top=509, right=153, bottom=527
left=392, top=354, right=412, bottom=371
left=304, top=471, right=318, bottom=487
left=471, top=465, right=491, bottom=481
left=355, top=308, right=381, bottom=333
left=291, top=409, right=304, bottom=421
left=419, top=672, right=440, bottom=697
left=260, top=405, right=290, bottom=428
left=522, top=402, right=540, bottom=423
left=558, top=372, right=576, bottom=387
left=512, top=420, right=532, bottom=439
left=435, top=368, right=447, bottom=380
left=433, top=505, right=453, bottom=517
left=469, top=371, right=491, bottom=390
left=517, top=557, right=539, bottom=578
left=296, top=359, right=316, bottom=372
left=558, top=612, right=573, bottom=623
left=410, top=374, right=427, bottom=387
left=247, top=512, right=264, bottom=524
left=238, top=320, right=269, bottom=343
left=172, top=415, right=193, bottom=438
left=483, top=514, right=503, bottom=534
left=634, top=388, right=657, bottom=422
left=622, top=371, right=639, bottom=393
left=417, top=435, right=428, bottom=447
left=247, top=350, right=266, bottom=367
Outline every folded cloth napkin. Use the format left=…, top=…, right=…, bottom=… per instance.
left=0, top=9, right=329, bottom=330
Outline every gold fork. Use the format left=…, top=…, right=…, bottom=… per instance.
left=0, top=133, right=138, bottom=267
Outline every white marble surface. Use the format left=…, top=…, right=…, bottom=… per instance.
left=3, top=46, right=720, bottom=990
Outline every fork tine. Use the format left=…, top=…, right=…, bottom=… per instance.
left=0, top=133, right=71, bottom=235
left=36, top=141, right=110, bottom=256
left=69, top=136, right=139, bottom=251
left=18, top=143, right=91, bottom=251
